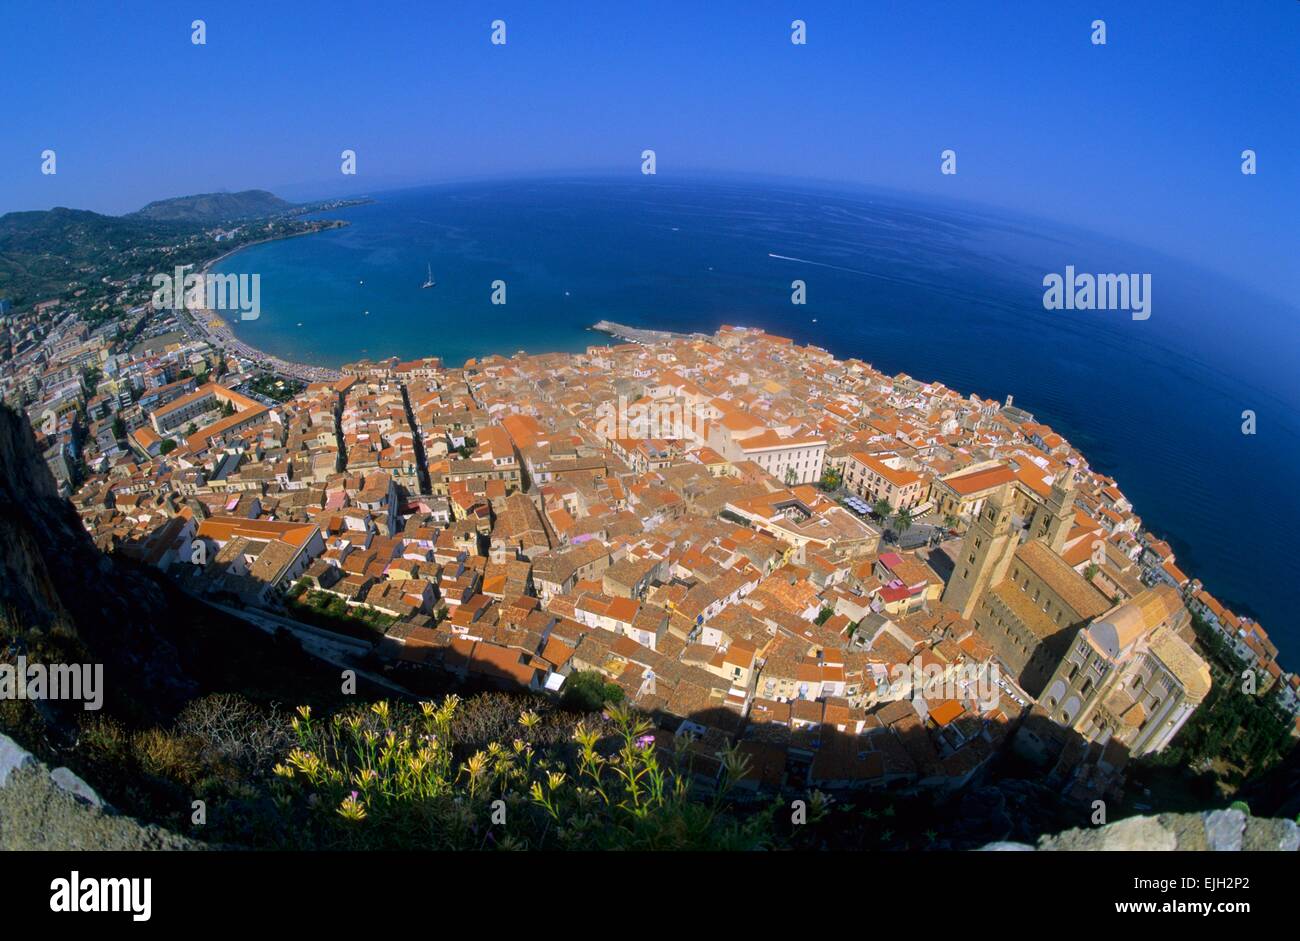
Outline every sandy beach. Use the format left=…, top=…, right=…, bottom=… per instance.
left=192, top=224, right=347, bottom=382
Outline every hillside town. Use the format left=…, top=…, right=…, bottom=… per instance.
left=3, top=299, right=1297, bottom=806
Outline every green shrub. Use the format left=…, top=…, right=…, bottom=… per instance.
left=271, top=697, right=770, bottom=850
left=132, top=728, right=206, bottom=785
left=560, top=670, right=623, bottom=712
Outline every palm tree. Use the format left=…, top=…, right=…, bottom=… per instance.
left=872, top=498, right=892, bottom=522
left=894, top=507, right=913, bottom=540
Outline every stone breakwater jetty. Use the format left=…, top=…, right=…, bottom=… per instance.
left=591, top=320, right=706, bottom=344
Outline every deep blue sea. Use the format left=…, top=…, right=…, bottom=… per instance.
left=215, top=176, right=1300, bottom=659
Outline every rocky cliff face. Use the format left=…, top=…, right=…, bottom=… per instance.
left=0, top=731, right=201, bottom=849
left=982, top=809, right=1299, bottom=851
left=0, top=404, right=194, bottom=725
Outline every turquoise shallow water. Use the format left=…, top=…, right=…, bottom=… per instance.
left=215, top=176, right=1300, bottom=658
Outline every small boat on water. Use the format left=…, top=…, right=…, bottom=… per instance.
left=421, top=263, right=435, bottom=289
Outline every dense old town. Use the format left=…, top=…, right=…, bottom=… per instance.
left=8, top=309, right=1299, bottom=806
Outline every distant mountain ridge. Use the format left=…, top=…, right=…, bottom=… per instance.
left=0, top=207, right=198, bottom=308
left=0, top=189, right=321, bottom=308
left=129, top=189, right=295, bottom=223
left=0, top=205, right=166, bottom=245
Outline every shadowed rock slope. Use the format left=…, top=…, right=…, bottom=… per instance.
left=0, top=404, right=195, bottom=725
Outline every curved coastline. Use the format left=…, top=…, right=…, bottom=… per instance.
left=194, top=222, right=349, bottom=382
left=198, top=222, right=348, bottom=278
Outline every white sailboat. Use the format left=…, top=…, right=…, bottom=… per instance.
left=421, top=263, right=435, bottom=289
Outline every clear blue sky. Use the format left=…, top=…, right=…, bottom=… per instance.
left=2, top=0, right=1296, bottom=298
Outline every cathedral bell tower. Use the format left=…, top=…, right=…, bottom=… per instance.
left=1029, top=465, right=1078, bottom=554
left=941, top=483, right=1020, bottom=620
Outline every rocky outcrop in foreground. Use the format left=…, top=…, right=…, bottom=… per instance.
left=8, top=720, right=1295, bottom=853
left=0, top=732, right=200, bottom=850
left=982, top=809, right=1299, bottom=851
